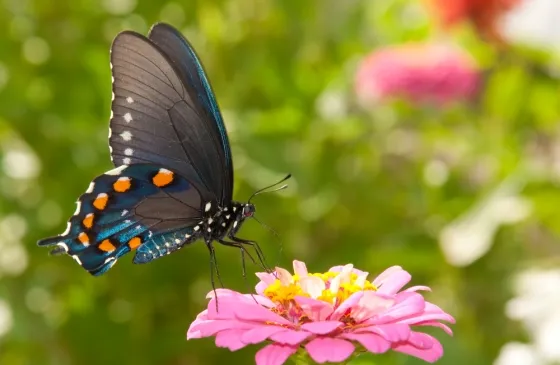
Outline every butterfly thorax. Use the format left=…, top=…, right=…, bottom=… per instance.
left=198, top=201, right=255, bottom=242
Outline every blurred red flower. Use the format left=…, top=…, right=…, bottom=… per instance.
left=427, top=0, right=522, bottom=41
left=355, top=43, right=480, bottom=107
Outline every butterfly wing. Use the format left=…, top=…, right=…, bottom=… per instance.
left=37, top=164, right=204, bottom=276
left=108, top=28, right=232, bottom=206
left=147, top=23, right=233, bottom=203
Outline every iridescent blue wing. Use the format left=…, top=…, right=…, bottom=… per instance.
left=37, top=164, right=203, bottom=276
left=108, top=28, right=232, bottom=207
left=147, top=23, right=233, bottom=203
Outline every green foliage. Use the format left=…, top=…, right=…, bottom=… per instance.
left=0, top=0, right=559, bottom=364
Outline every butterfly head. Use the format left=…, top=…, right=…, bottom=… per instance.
left=242, top=203, right=255, bottom=218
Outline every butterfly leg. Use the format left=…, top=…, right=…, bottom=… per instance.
left=227, top=235, right=271, bottom=273
left=218, top=239, right=261, bottom=304
left=206, top=240, right=225, bottom=312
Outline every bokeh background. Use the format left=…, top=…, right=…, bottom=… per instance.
left=1, top=0, right=560, bottom=364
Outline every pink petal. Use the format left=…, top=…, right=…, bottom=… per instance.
left=407, top=331, right=435, bottom=350
left=352, top=291, right=396, bottom=322
left=270, top=330, right=312, bottom=345
left=206, top=288, right=246, bottom=300
left=358, top=323, right=410, bottom=342
left=233, top=302, right=293, bottom=326
left=301, top=321, right=342, bottom=335
left=299, top=276, right=325, bottom=298
left=392, top=334, right=443, bottom=363
left=376, top=269, right=411, bottom=295
left=255, top=344, right=298, bottom=365
left=330, top=291, right=364, bottom=320
left=379, top=292, right=425, bottom=321
left=255, top=272, right=277, bottom=294
left=293, top=260, right=308, bottom=277
left=294, top=296, right=334, bottom=322
left=372, top=266, right=403, bottom=287
left=329, top=265, right=369, bottom=277
left=341, top=332, right=390, bottom=353
left=405, top=285, right=431, bottom=292
left=241, top=325, right=291, bottom=344
left=305, top=337, right=355, bottom=363
left=275, top=267, right=293, bottom=285
left=414, top=321, right=454, bottom=336
left=215, top=329, right=248, bottom=351
left=241, top=294, right=276, bottom=308
left=187, top=319, right=252, bottom=339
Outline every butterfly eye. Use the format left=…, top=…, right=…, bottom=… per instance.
left=243, top=205, right=255, bottom=217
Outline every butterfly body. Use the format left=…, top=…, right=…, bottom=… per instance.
left=38, top=23, right=266, bottom=276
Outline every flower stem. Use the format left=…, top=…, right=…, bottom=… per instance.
left=290, top=348, right=356, bottom=365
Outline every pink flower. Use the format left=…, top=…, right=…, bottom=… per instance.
left=355, top=43, right=480, bottom=107
left=187, top=261, right=455, bottom=365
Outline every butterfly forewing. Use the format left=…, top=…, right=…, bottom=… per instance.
left=109, top=30, right=231, bottom=206
left=147, top=23, right=233, bottom=203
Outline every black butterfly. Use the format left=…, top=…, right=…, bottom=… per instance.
left=38, top=23, right=289, bottom=277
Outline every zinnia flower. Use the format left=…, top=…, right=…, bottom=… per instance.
left=355, top=43, right=480, bottom=107
left=426, top=0, right=522, bottom=41
left=187, top=261, right=455, bottom=365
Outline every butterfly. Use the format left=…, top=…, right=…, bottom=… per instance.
left=38, top=23, right=289, bottom=277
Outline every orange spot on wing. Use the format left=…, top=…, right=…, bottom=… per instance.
left=82, top=213, right=94, bottom=229
left=93, top=193, right=108, bottom=210
left=78, top=232, right=89, bottom=245
left=152, top=169, right=174, bottom=187
left=99, top=239, right=116, bottom=252
left=128, top=237, right=141, bottom=250
left=113, top=177, right=131, bottom=192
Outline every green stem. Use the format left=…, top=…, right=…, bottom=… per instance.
left=290, top=347, right=357, bottom=365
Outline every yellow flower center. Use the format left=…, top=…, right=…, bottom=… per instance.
left=263, top=271, right=378, bottom=305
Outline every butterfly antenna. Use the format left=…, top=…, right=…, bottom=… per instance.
left=248, top=174, right=291, bottom=203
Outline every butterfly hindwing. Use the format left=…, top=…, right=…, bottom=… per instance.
left=108, top=29, right=232, bottom=205
left=37, top=164, right=204, bottom=275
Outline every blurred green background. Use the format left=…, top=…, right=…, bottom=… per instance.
left=1, top=0, right=560, bottom=364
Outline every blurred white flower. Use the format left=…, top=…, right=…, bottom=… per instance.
left=494, top=342, right=541, bottom=365
left=0, top=299, right=13, bottom=338
left=495, top=268, right=560, bottom=365
left=439, top=176, right=531, bottom=266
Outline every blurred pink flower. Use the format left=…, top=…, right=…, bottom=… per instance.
left=187, top=261, right=455, bottom=365
left=355, top=43, right=480, bottom=107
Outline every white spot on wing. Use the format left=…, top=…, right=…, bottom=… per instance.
left=72, top=255, right=82, bottom=265
left=124, top=148, right=133, bottom=156
left=57, top=242, right=69, bottom=252
left=208, top=218, right=213, bottom=224
left=108, top=128, right=112, bottom=138
left=205, top=202, right=212, bottom=212
left=222, top=222, right=226, bottom=227
left=225, top=214, right=230, bottom=219
left=62, top=222, right=71, bottom=235
left=111, top=92, right=115, bottom=101
left=123, top=112, right=132, bottom=123
left=86, top=182, right=95, bottom=193
left=73, top=201, right=81, bottom=215
left=185, top=233, right=190, bottom=238
left=121, top=209, right=128, bottom=216
left=233, top=221, right=238, bottom=228
left=207, top=228, right=211, bottom=232
left=194, top=226, right=200, bottom=232
left=106, top=165, right=127, bottom=176
left=126, top=96, right=134, bottom=104
left=174, top=239, right=180, bottom=244
left=123, top=158, right=131, bottom=165
left=120, top=131, right=132, bottom=141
